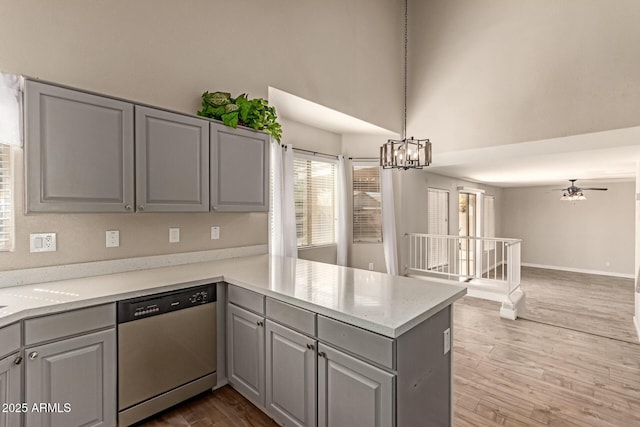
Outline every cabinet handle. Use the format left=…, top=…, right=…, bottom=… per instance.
left=318, top=351, right=326, bottom=358
left=125, top=204, right=132, bottom=211
left=13, top=356, right=22, bottom=365
left=306, top=343, right=314, bottom=350
left=138, top=205, right=145, bottom=211
left=28, top=352, right=38, bottom=360
left=257, top=321, right=264, bottom=327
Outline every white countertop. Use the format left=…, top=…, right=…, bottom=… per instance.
left=0, top=254, right=466, bottom=338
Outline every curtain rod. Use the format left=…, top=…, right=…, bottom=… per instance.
left=348, top=157, right=378, bottom=161
left=286, top=146, right=340, bottom=159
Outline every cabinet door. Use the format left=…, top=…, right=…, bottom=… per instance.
left=25, top=329, right=116, bottom=427
left=227, top=304, right=265, bottom=407
left=0, top=353, right=22, bottom=427
left=135, top=106, right=210, bottom=212
left=210, top=123, right=269, bottom=212
left=265, top=320, right=316, bottom=427
left=317, top=343, right=395, bottom=427
left=25, top=80, right=134, bottom=213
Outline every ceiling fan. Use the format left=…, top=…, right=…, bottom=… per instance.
left=555, top=179, right=607, bottom=201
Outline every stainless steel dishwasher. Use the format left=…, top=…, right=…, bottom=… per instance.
left=117, top=284, right=217, bottom=426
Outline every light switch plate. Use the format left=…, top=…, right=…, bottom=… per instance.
left=169, top=228, right=180, bottom=243
left=30, top=233, right=57, bottom=253
left=106, top=230, right=120, bottom=248
left=211, top=226, right=220, bottom=240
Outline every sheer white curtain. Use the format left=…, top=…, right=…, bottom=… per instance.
left=380, top=167, right=398, bottom=275
left=336, top=155, right=348, bottom=266
left=270, top=142, right=298, bottom=258
left=0, top=73, right=23, bottom=147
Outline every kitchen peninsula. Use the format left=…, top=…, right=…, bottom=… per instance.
left=0, top=253, right=466, bottom=427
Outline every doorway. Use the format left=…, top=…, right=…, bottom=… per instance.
left=459, top=192, right=477, bottom=276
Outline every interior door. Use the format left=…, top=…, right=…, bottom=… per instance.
left=458, top=193, right=477, bottom=277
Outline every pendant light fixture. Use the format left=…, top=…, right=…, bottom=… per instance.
left=380, top=0, right=432, bottom=170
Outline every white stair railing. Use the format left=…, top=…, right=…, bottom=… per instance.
left=406, top=233, right=524, bottom=319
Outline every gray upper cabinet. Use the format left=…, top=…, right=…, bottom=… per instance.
left=25, top=80, right=134, bottom=213
left=135, top=106, right=210, bottom=212
left=210, top=122, right=269, bottom=212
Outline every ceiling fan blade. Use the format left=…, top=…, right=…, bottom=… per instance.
left=582, top=188, right=608, bottom=191
left=551, top=188, right=568, bottom=191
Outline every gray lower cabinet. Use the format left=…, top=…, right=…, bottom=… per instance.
left=317, top=343, right=394, bottom=427
left=210, top=123, right=269, bottom=212
left=227, top=304, right=265, bottom=407
left=135, top=106, right=210, bottom=212
left=0, top=352, right=22, bottom=427
left=25, top=80, right=135, bottom=213
left=24, top=328, right=116, bottom=427
left=265, top=320, right=316, bottom=427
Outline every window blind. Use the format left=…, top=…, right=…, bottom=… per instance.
left=353, top=165, right=382, bottom=243
left=427, top=188, right=449, bottom=269
left=483, top=195, right=496, bottom=251
left=0, top=144, right=12, bottom=251
left=294, top=156, right=337, bottom=247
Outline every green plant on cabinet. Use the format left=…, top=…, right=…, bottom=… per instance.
left=197, top=91, right=282, bottom=143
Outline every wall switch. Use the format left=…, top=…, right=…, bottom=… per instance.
left=443, top=328, right=451, bottom=355
left=211, top=226, right=220, bottom=240
left=368, top=262, right=374, bottom=271
left=106, top=230, right=120, bottom=248
left=30, top=233, right=57, bottom=253
left=169, top=228, right=180, bottom=243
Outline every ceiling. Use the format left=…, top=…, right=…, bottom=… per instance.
left=427, top=126, right=640, bottom=187
left=269, top=87, right=397, bottom=136
left=269, top=87, right=640, bottom=188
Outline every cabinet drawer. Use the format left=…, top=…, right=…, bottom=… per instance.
left=266, top=298, right=316, bottom=336
left=228, top=285, right=264, bottom=315
left=318, top=315, right=395, bottom=370
left=0, top=322, right=20, bottom=358
left=25, top=303, right=116, bottom=345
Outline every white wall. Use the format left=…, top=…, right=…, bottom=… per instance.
left=503, top=182, right=635, bottom=276
left=408, top=0, right=640, bottom=152
left=0, top=0, right=403, bottom=271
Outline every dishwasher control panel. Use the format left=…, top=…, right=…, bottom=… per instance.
left=117, top=283, right=217, bottom=323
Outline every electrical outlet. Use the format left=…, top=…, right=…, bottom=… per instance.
left=443, top=328, right=451, bottom=355
left=211, top=226, right=220, bottom=240
left=106, top=230, right=120, bottom=248
left=30, top=233, right=57, bottom=253
left=169, top=228, right=180, bottom=243
left=368, top=262, right=374, bottom=271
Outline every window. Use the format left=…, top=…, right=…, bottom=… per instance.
left=0, top=144, right=12, bottom=251
left=294, top=156, right=337, bottom=247
left=427, top=188, right=449, bottom=269
left=483, top=195, right=496, bottom=251
left=353, top=165, right=382, bottom=243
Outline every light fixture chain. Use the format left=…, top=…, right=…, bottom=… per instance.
left=403, top=0, right=408, bottom=140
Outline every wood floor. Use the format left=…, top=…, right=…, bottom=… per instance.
left=518, top=267, right=638, bottom=343
left=139, top=294, right=640, bottom=427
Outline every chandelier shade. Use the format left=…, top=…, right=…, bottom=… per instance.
left=380, top=137, right=432, bottom=170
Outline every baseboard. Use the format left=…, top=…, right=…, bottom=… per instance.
left=521, top=262, right=633, bottom=279
left=634, top=316, right=640, bottom=341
